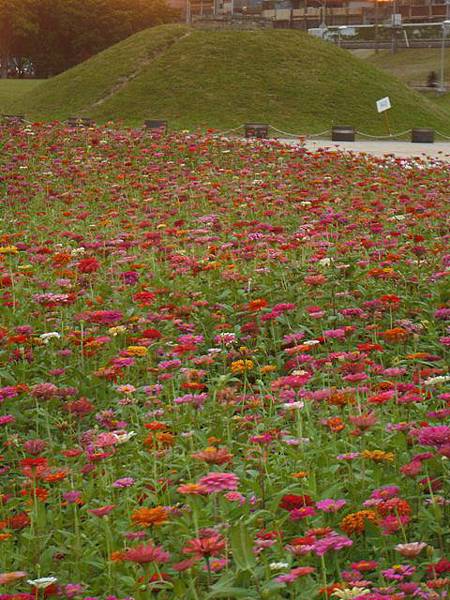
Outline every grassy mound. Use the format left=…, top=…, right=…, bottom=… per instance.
left=15, top=24, right=450, bottom=134
left=364, top=48, right=450, bottom=114
left=0, top=80, right=43, bottom=114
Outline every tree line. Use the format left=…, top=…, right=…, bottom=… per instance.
left=0, top=0, right=179, bottom=78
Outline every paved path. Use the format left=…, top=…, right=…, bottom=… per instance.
left=280, top=139, right=450, bottom=162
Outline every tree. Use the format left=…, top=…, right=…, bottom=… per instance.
left=0, top=0, right=179, bottom=78
left=0, top=0, right=36, bottom=78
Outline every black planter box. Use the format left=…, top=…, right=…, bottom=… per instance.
left=332, top=126, right=355, bottom=142
left=411, top=128, right=434, bottom=143
left=67, top=117, right=95, bottom=128
left=245, top=123, right=269, bottom=139
left=144, top=120, right=168, bottom=134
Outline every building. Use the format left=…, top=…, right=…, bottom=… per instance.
left=181, top=0, right=449, bottom=27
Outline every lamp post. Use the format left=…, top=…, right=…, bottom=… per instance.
left=439, top=20, right=450, bottom=92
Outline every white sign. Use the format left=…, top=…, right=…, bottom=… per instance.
left=391, top=13, right=402, bottom=26
left=376, top=96, right=392, bottom=113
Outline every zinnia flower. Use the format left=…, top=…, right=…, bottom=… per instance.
left=198, top=472, right=239, bottom=493
left=123, top=544, right=170, bottom=564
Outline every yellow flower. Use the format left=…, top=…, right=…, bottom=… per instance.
left=0, top=246, right=18, bottom=255
left=362, top=450, right=394, bottom=462
left=231, top=359, right=254, bottom=374
left=332, top=588, right=370, bottom=599
left=108, top=326, right=127, bottom=336
left=260, top=365, right=276, bottom=374
left=125, top=346, right=148, bottom=357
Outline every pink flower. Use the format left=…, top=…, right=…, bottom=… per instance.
left=88, top=505, right=116, bottom=517
left=316, top=498, right=347, bottom=513
left=198, top=472, right=239, bottom=493
left=275, top=566, right=315, bottom=583
left=224, top=492, right=246, bottom=505
left=183, top=534, right=225, bottom=558
left=290, top=506, right=316, bottom=520
left=124, top=543, right=170, bottom=564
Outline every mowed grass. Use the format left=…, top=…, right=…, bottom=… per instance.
left=0, top=79, right=43, bottom=114
left=366, top=48, right=450, bottom=113
left=13, top=25, right=450, bottom=134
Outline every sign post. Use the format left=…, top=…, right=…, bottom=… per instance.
left=376, top=96, right=392, bottom=136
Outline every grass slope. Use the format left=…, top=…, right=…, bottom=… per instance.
left=366, top=48, right=450, bottom=113
left=16, top=25, right=450, bottom=134
left=0, top=80, right=43, bottom=114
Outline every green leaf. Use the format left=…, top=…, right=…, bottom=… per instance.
left=229, top=521, right=256, bottom=572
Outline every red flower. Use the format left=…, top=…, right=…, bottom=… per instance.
left=19, top=458, right=48, bottom=468
left=427, top=559, right=450, bottom=577
left=279, top=494, right=313, bottom=510
left=77, top=258, right=100, bottom=273
left=141, top=329, right=162, bottom=339
left=182, top=534, right=226, bottom=558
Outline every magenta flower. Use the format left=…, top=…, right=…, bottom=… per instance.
left=198, top=472, right=239, bottom=493
left=316, top=498, right=347, bottom=513
left=112, top=477, right=135, bottom=488
left=289, top=506, right=316, bottom=520
left=275, top=566, right=315, bottom=583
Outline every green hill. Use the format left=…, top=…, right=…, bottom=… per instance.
left=14, top=24, right=450, bottom=134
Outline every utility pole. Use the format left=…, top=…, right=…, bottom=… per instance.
left=439, top=20, right=450, bottom=92
left=374, top=0, right=379, bottom=54
left=391, top=0, right=397, bottom=54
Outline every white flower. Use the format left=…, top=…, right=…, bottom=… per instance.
left=318, top=257, right=333, bottom=267
left=332, top=588, right=370, bottom=599
left=424, top=375, right=450, bottom=386
left=113, top=430, right=137, bottom=444
left=270, top=562, right=289, bottom=570
left=282, top=401, right=305, bottom=410
left=39, top=332, right=61, bottom=343
left=27, top=577, right=58, bottom=588
left=70, top=247, right=85, bottom=256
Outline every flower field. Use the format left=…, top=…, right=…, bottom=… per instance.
left=0, top=123, right=449, bottom=600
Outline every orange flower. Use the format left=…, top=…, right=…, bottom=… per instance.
left=177, top=483, right=208, bottom=495
left=144, top=432, right=175, bottom=449
left=362, top=450, right=394, bottom=463
left=110, top=551, right=125, bottom=562
left=327, top=390, right=355, bottom=406
left=247, top=298, right=268, bottom=312
left=131, top=506, right=169, bottom=527
left=380, top=327, right=409, bottom=343
left=340, top=510, right=378, bottom=535
left=291, top=471, right=309, bottom=479
left=191, top=446, right=233, bottom=465
left=322, top=417, right=346, bottom=433
left=43, top=470, right=69, bottom=483
left=260, top=365, right=276, bottom=374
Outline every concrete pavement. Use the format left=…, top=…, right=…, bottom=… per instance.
left=281, top=138, right=450, bottom=162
